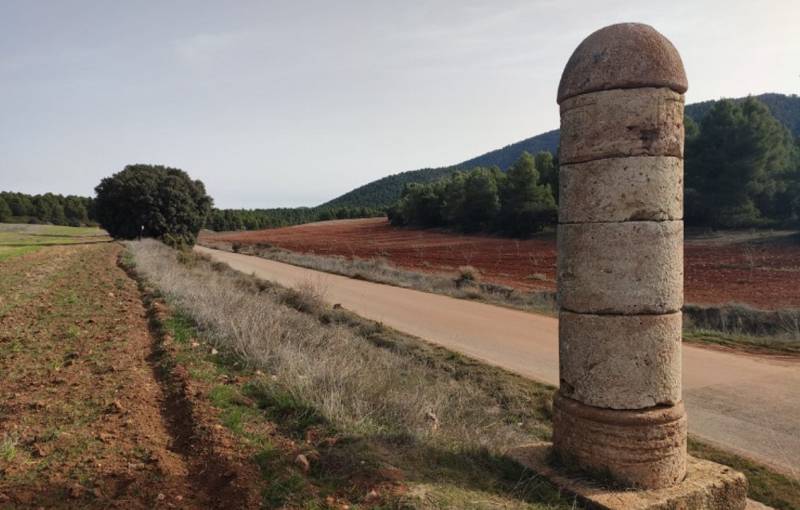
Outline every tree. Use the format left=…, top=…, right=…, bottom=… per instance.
left=441, top=172, right=467, bottom=225
left=395, top=182, right=443, bottom=227
left=63, top=195, right=89, bottom=226
left=499, top=152, right=557, bottom=235
left=3, top=193, right=33, bottom=217
left=685, top=98, right=795, bottom=227
left=94, top=164, right=212, bottom=246
left=0, top=197, right=11, bottom=222
left=534, top=151, right=559, bottom=202
left=462, top=168, right=500, bottom=230
left=387, top=158, right=558, bottom=235
left=317, top=209, right=334, bottom=221
left=33, top=193, right=66, bottom=224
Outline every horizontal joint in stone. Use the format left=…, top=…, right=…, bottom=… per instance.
left=559, top=87, right=685, bottom=164
left=559, top=310, right=682, bottom=409
left=558, top=221, right=683, bottom=314
left=559, top=156, right=683, bottom=223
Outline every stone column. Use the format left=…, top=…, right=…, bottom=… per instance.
left=553, top=23, right=688, bottom=489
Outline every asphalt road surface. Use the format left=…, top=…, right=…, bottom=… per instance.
left=197, top=246, right=800, bottom=478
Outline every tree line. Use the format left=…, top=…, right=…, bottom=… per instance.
left=389, top=97, right=800, bottom=235
left=1, top=188, right=383, bottom=235
left=91, top=165, right=383, bottom=246
left=205, top=205, right=383, bottom=232
left=4, top=96, right=798, bottom=245
left=387, top=151, right=558, bottom=235
left=0, top=191, right=96, bottom=226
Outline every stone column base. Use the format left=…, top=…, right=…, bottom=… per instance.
left=552, top=392, right=687, bottom=488
left=508, top=442, right=747, bottom=510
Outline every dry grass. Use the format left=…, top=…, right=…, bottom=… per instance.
left=126, top=240, right=797, bottom=508
left=127, top=240, right=547, bottom=452
left=684, top=303, right=800, bottom=354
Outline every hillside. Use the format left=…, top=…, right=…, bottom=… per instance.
left=685, top=93, right=800, bottom=136
left=322, top=93, right=800, bottom=210
left=321, top=129, right=559, bottom=209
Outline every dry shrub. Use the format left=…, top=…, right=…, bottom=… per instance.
left=455, top=265, right=481, bottom=287
left=280, top=281, right=327, bottom=315
left=684, top=303, right=800, bottom=339
left=126, top=240, right=538, bottom=450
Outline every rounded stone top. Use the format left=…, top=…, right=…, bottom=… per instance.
left=557, top=23, right=688, bottom=104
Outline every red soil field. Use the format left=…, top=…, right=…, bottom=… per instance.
left=202, top=218, right=800, bottom=310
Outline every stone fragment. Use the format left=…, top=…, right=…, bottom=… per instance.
left=552, top=394, right=687, bottom=489
left=559, top=310, right=681, bottom=409
left=559, top=156, right=683, bottom=223
left=509, top=442, right=748, bottom=510
left=559, top=87, right=685, bottom=164
left=558, top=221, right=683, bottom=314
left=365, top=489, right=380, bottom=503
left=295, top=453, right=310, bottom=473
left=106, top=400, right=124, bottom=414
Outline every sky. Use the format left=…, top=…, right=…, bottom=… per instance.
left=1, top=1, right=798, bottom=208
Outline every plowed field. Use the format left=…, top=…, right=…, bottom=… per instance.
left=203, top=218, right=800, bottom=310
left=0, top=243, right=265, bottom=508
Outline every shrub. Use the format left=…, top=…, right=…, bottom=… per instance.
left=456, top=265, right=481, bottom=287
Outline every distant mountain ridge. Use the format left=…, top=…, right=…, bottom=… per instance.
left=321, top=93, right=800, bottom=210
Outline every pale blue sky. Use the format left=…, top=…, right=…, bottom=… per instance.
left=1, top=1, right=798, bottom=208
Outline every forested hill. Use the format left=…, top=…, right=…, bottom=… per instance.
left=686, top=93, right=800, bottom=137
left=320, top=129, right=560, bottom=209
left=322, top=93, right=800, bottom=210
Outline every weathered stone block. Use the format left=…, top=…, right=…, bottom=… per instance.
left=558, top=221, right=683, bottom=314
left=508, top=442, right=748, bottom=510
left=559, top=156, right=683, bottom=223
left=552, top=393, right=687, bottom=489
left=557, top=23, right=688, bottom=103
left=559, top=310, right=681, bottom=409
left=559, top=87, right=684, bottom=165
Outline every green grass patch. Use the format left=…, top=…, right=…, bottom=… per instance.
left=163, top=313, right=195, bottom=344
left=0, top=232, right=85, bottom=246
left=245, top=383, right=326, bottom=438
left=689, top=438, right=800, bottom=510
left=208, top=384, right=259, bottom=435
left=0, top=224, right=109, bottom=250
left=0, top=434, right=19, bottom=462
left=188, top=365, right=218, bottom=383
left=0, top=244, right=40, bottom=261
left=253, top=446, right=312, bottom=508
left=261, top=470, right=310, bottom=508
left=35, top=225, right=105, bottom=237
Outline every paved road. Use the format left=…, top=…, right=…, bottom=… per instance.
left=197, top=246, right=800, bottom=477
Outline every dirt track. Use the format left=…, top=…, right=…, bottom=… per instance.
left=197, top=245, right=800, bottom=478
left=204, top=218, right=800, bottom=309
